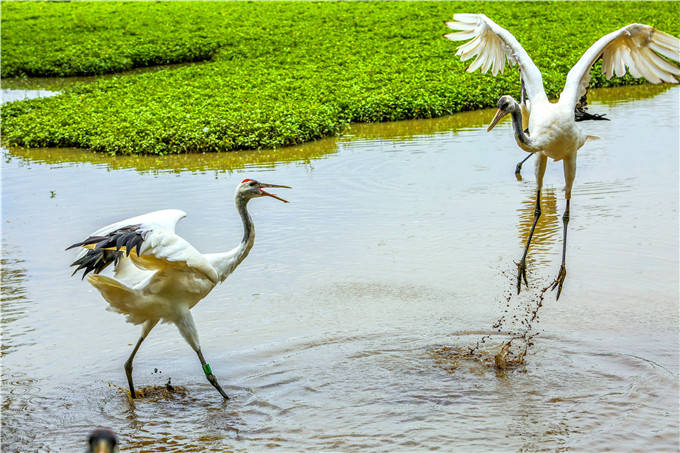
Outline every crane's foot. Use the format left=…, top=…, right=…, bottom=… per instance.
left=206, top=373, right=229, bottom=400
left=515, top=162, right=524, bottom=181
left=549, top=265, right=567, bottom=300
left=515, top=259, right=529, bottom=295
left=515, top=153, right=532, bottom=181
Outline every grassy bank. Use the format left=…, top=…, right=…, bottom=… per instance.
left=1, top=2, right=678, bottom=154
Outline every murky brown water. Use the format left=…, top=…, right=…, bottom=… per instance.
left=1, top=84, right=678, bottom=451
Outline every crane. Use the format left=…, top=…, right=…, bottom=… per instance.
left=67, top=179, right=290, bottom=399
left=444, top=15, right=680, bottom=299
left=86, top=429, right=118, bottom=453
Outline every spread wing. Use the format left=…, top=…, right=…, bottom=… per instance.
left=444, top=14, right=547, bottom=103
left=560, top=24, right=680, bottom=110
left=67, top=209, right=218, bottom=284
left=82, top=209, right=187, bottom=241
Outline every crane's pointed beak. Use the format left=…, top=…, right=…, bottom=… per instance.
left=487, top=109, right=509, bottom=132
left=259, top=183, right=291, bottom=203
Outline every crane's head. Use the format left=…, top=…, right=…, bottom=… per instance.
left=487, top=95, right=519, bottom=132
left=87, top=429, right=118, bottom=453
left=236, top=179, right=291, bottom=203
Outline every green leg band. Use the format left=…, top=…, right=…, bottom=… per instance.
left=203, top=363, right=212, bottom=375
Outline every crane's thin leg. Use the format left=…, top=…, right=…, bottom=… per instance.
left=175, top=311, right=229, bottom=400
left=517, top=189, right=541, bottom=294
left=550, top=200, right=570, bottom=300
left=125, top=319, right=158, bottom=399
left=515, top=153, right=533, bottom=177
left=549, top=154, right=576, bottom=300
left=516, top=154, right=547, bottom=294
left=197, top=349, right=229, bottom=400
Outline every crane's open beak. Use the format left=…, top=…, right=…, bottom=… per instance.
left=487, top=109, right=509, bottom=132
left=259, top=183, right=291, bottom=203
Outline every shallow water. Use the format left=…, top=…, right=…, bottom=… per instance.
left=1, top=84, right=678, bottom=451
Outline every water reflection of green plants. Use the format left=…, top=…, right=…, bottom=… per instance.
left=4, top=137, right=338, bottom=174
left=587, top=83, right=672, bottom=106
left=2, top=2, right=677, bottom=154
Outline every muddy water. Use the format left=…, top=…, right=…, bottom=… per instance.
left=1, top=84, right=678, bottom=451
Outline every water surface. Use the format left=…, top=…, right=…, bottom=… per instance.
left=1, top=84, right=678, bottom=451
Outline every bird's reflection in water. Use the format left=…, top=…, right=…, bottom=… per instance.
left=516, top=188, right=560, bottom=266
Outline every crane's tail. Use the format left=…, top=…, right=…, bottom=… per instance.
left=86, top=275, right=147, bottom=325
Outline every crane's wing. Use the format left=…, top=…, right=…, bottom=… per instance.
left=560, top=24, right=680, bottom=110
left=83, top=209, right=187, bottom=240
left=67, top=209, right=219, bottom=284
left=444, top=14, right=547, bottom=102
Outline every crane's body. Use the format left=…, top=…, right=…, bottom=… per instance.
left=514, top=84, right=609, bottom=177
left=521, top=102, right=582, bottom=156
left=68, top=179, right=290, bottom=399
left=87, top=211, right=216, bottom=321
left=445, top=14, right=680, bottom=298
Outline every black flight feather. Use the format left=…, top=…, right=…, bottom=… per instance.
left=67, top=224, right=146, bottom=278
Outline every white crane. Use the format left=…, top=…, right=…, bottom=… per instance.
left=67, top=179, right=290, bottom=399
left=444, top=15, right=680, bottom=299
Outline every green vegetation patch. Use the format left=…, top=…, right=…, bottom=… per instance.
left=2, top=2, right=678, bottom=154
left=0, top=2, right=223, bottom=77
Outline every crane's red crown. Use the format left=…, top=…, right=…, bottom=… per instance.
left=241, top=178, right=253, bottom=183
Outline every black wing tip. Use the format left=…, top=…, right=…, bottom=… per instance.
left=69, top=249, right=122, bottom=279
left=67, top=225, right=147, bottom=275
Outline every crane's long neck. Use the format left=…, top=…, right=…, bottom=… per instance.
left=204, top=196, right=256, bottom=282
left=510, top=107, right=537, bottom=152
left=233, top=196, right=256, bottom=268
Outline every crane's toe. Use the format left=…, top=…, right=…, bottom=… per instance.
left=516, top=260, right=529, bottom=295
left=550, top=265, right=567, bottom=300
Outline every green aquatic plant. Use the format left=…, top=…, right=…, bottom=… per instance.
left=1, top=1, right=678, bottom=154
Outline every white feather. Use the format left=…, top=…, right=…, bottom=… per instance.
left=444, top=13, right=547, bottom=103
left=560, top=24, right=680, bottom=110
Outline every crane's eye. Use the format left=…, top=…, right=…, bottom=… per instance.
left=249, top=181, right=257, bottom=187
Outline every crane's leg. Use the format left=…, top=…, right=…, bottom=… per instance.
left=550, top=200, right=570, bottom=299
left=516, top=154, right=547, bottom=294
left=125, top=319, right=158, bottom=399
left=197, top=348, right=229, bottom=400
left=176, top=311, right=229, bottom=400
left=517, top=189, right=541, bottom=294
left=550, top=154, right=576, bottom=300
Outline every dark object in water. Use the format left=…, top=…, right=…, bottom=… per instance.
left=87, top=428, right=118, bottom=453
